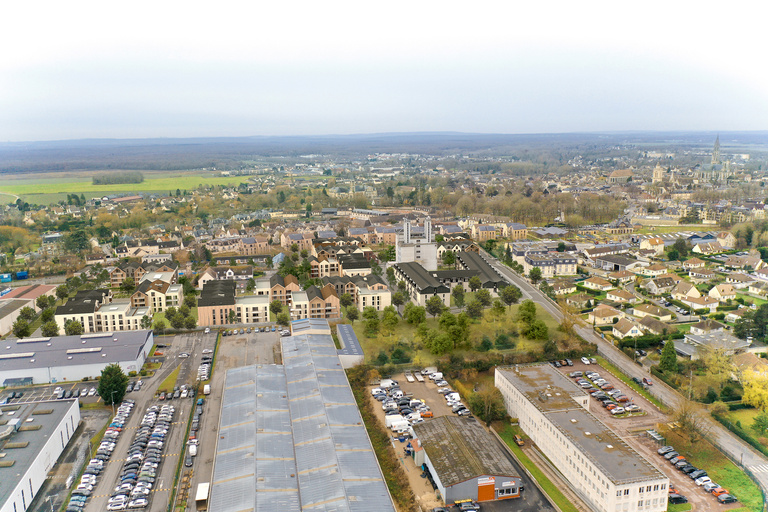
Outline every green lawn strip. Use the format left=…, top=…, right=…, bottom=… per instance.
left=496, top=424, right=579, bottom=512
left=665, top=430, right=763, bottom=512
left=737, top=293, right=767, bottom=306
left=667, top=503, right=692, bottom=512
left=158, top=365, right=181, bottom=394
left=595, top=356, right=667, bottom=412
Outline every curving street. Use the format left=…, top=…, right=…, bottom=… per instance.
left=480, top=249, right=768, bottom=506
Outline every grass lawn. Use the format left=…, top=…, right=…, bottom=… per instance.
left=675, top=323, right=695, bottom=334
left=496, top=423, right=579, bottom=512
left=0, top=172, right=251, bottom=198
left=664, top=429, right=763, bottom=512
left=737, top=293, right=767, bottom=306
left=157, top=365, right=181, bottom=393
left=725, top=408, right=761, bottom=428
left=667, top=503, right=692, bottom=512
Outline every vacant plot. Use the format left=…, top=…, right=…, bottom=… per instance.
left=0, top=171, right=251, bottom=202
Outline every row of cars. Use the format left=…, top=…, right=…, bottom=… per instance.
left=374, top=381, right=431, bottom=432
left=438, top=387, right=471, bottom=417
left=658, top=445, right=738, bottom=504
left=158, top=383, right=195, bottom=401
left=107, top=403, right=177, bottom=510
left=220, top=326, right=288, bottom=336
left=67, top=400, right=135, bottom=512
left=569, top=370, right=641, bottom=415
left=185, top=398, right=206, bottom=467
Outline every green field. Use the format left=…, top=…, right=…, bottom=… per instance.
left=0, top=172, right=251, bottom=203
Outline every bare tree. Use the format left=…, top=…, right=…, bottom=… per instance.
left=675, top=397, right=711, bottom=446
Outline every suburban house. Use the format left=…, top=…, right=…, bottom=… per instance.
left=709, top=283, right=736, bottom=303
left=606, top=289, right=637, bottom=304
left=689, top=268, right=716, bottom=282
left=689, top=319, right=726, bottom=336
left=682, top=257, right=706, bottom=270
left=749, top=281, right=768, bottom=296
left=692, top=242, right=723, bottom=255
left=644, top=277, right=676, bottom=295
left=671, top=281, right=701, bottom=302
left=717, top=232, right=737, bottom=250
left=726, top=273, right=755, bottom=288
left=553, top=282, right=577, bottom=296
left=565, top=293, right=594, bottom=309
left=607, top=270, right=636, bottom=283
left=725, top=308, right=750, bottom=323
left=587, top=305, right=623, bottom=325
left=582, top=276, right=613, bottom=292
left=612, top=318, right=643, bottom=339
left=639, top=316, right=673, bottom=336
left=639, top=264, right=668, bottom=277
left=681, top=295, right=719, bottom=313
left=639, top=237, right=665, bottom=255
left=632, top=303, right=673, bottom=322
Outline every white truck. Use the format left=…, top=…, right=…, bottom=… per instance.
left=203, top=384, right=211, bottom=395
left=388, top=417, right=410, bottom=432
left=385, top=414, right=405, bottom=429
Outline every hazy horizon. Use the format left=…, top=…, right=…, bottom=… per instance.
left=2, top=1, right=767, bottom=142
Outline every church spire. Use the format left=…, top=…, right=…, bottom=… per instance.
left=712, top=134, right=721, bottom=165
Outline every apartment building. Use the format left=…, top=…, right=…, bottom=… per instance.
left=290, top=284, right=341, bottom=320
left=130, top=280, right=182, bottom=314
left=321, top=275, right=391, bottom=311
left=269, top=274, right=301, bottom=306
left=391, top=262, right=450, bottom=307
left=496, top=364, right=668, bottom=512
left=523, top=253, right=578, bottom=278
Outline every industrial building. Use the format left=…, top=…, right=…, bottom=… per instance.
left=412, top=416, right=523, bottom=504
left=208, top=321, right=394, bottom=512
left=495, top=364, right=668, bottom=512
left=0, top=330, right=154, bottom=385
left=0, top=399, right=81, bottom=512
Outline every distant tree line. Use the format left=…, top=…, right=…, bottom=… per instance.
left=92, top=171, right=144, bottom=185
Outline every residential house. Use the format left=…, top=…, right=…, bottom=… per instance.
left=608, top=270, right=635, bottom=284
left=500, top=222, right=527, bottom=240
left=681, top=295, right=719, bottom=313
left=471, top=225, right=499, bottom=242
left=671, top=281, right=701, bottom=302
left=717, top=231, right=737, bottom=250
left=594, top=254, right=643, bottom=272
left=582, top=276, right=613, bottom=292
left=322, top=275, right=391, bottom=311
left=565, top=293, right=594, bottom=309
left=632, top=303, right=673, bottom=322
left=553, top=282, right=577, bottom=296
left=239, top=236, right=270, bottom=256
left=689, top=319, right=726, bottom=336
left=309, top=256, right=341, bottom=278
left=726, top=273, right=754, bottom=289
left=692, top=242, right=723, bottom=255
left=587, top=305, right=623, bottom=325
left=639, top=316, right=673, bottom=336
left=639, top=237, right=665, bottom=256
left=523, top=253, right=578, bottom=277
left=725, top=308, right=750, bottom=323
left=640, top=264, right=668, bottom=277
left=612, top=318, right=643, bottom=339
left=682, top=257, right=706, bottom=270
left=606, top=289, right=637, bottom=304
left=689, top=268, right=716, bottom=282
left=709, top=283, right=736, bottom=303
left=644, top=277, right=676, bottom=295
left=748, top=281, right=768, bottom=296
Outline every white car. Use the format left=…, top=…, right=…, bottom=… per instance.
left=695, top=476, right=712, bottom=486
left=204, top=328, right=210, bottom=334
left=202, top=349, right=213, bottom=354
left=88, top=388, right=97, bottom=396
left=581, top=357, right=590, bottom=365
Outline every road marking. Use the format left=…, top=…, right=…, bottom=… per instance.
left=750, top=464, right=768, bottom=473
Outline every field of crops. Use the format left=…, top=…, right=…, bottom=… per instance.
left=0, top=171, right=251, bottom=203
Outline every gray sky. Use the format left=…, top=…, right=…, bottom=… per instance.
left=1, top=1, right=767, bottom=141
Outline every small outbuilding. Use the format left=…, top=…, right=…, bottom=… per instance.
left=413, top=416, right=523, bottom=504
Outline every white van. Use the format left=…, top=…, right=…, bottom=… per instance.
left=380, top=379, right=398, bottom=389
left=429, top=372, right=443, bottom=381
left=189, top=444, right=197, bottom=456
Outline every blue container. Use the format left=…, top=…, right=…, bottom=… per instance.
left=15, top=271, right=28, bottom=280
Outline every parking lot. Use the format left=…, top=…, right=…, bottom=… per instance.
left=370, top=371, right=555, bottom=512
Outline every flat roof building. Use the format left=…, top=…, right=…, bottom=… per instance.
left=412, top=416, right=523, bottom=504
left=209, top=321, right=395, bottom=512
left=495, top=364, right=668, bottom=512
left=0, top=399, right=81, bottom=512
left=0, top=330, right=154, bottom=385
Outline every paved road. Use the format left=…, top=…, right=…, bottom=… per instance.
left=480, top=249, right=768, bottom=506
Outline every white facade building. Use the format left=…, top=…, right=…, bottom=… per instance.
left=396, top=217, right=438, bottom=271
left=495, top=364, right=668, bottom=512
left=1, top=399, right=81, bottom=512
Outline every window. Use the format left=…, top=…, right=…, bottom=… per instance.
left=624, top=489, right=629, bottom=495
left=616, top=491, right=622, bottom=497
left=638, top=487, right=643, bottom=493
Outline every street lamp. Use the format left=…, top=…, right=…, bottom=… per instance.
left=110, top=390, right=116, bottom=415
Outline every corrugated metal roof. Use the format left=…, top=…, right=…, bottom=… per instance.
left=210, top=326, right=394, bottom=512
